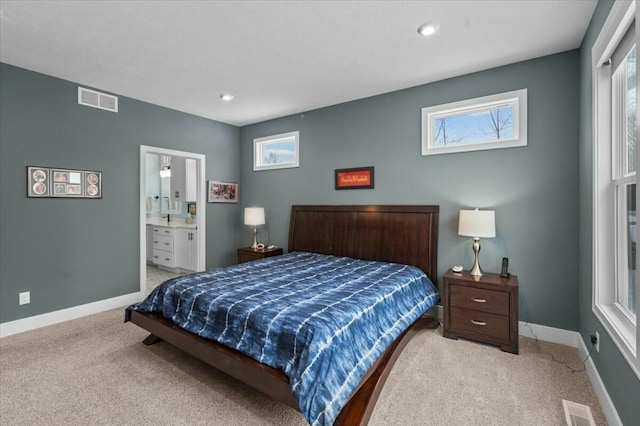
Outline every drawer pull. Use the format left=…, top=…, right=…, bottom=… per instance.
left=153, top=240, right=158, bottom=243
left=471, top=320, right=487, bottom=326
left=471, top=298, right=487, bottom=303
left=164, top=242, right=170, bottom=246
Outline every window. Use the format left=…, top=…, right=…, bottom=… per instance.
left=253, top=131, right=299, bottom=171
left=614, top=39, right=636, bottom=318
left=421, top=89, right=527, bottom=156
left=593, top=0, right=639, bottom=378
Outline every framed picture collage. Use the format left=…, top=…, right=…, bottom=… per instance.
left=27, top=166, right=102, bottom=199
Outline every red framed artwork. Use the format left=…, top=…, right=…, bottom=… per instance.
left=335, top=167, right=374, bottom=190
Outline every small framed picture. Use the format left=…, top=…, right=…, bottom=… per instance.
left=187, top=202, right=197, bottom=215
left=53, top=171, right=69, bottom=183
left=66, top=184, right=82, bottom=195
left=53, top=183, right=66, bottom=195
left=335, top=167, right=375, bottom=190
left=208, top=180, right=238, bottom=203
left=27, top=166, right=50, bottom=197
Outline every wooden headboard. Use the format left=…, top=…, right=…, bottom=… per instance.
left=288, top=205, right=439, bottom=282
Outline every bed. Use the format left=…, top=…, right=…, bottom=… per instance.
left=126, top=204, right=440, bottom=425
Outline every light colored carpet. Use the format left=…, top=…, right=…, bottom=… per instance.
left=146, top=265, right=182, bottom=294
left=0, top=308, right=607, bottom=425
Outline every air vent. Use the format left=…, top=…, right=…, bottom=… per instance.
left=562, top=400, right=596, bottom=426
left=78, top=87, right=118, bottom=112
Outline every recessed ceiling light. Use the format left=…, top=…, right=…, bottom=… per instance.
left=417, top=23, right=439, bottom=36
left=220, top=93, right=234, bottom=102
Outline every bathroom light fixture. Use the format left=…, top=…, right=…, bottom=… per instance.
left=458, top=208, right=496, bottom=276
left=244, top=207, right=265, bottom=249
left=159, top=165, right=171, bottom=178
left=417, top=22, right=439, bottom=36
left=220, top=93, right=234, bottom=102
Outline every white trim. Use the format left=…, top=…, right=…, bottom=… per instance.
left=421, top=89, right=527, bottom=156
left=0, top=303, right=623, bottom=424
left=591, top=1, right=636, bottom=69
left=140, top=145, right=207, bottom=296
left=0, top=291, right=143, bottom=338
left=518, top=322, right=621, bottom=426
left=253, top=131, right=300, bottom=171
left=591, top=0, right=639, bottom=380
left=518, top=321, right=578, bottom=347
left=577, top=333, right=624, bottom=426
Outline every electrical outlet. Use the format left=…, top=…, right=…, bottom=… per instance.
left=19, top=291, right=30, bottom=305
left=595, top=331, right=600, bottom=353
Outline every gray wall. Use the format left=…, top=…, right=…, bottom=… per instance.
left=578, top=1, right=640, bottom=424
left=240, top=51, right=580, bottom=331
left=0, top=63, right=240, bottom=323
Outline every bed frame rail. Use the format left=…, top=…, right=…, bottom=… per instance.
left=130, top=311, right=439, bottom=425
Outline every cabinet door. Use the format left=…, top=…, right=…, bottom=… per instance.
left=146, top=225, right=154, bottom=263
left=185, top=159, right=196, bottom=202
left=169, top=157, right=196, bottom=202
left=188, top=230, right=198, bottom=271
left=170, top=157, right=186, bottom=201
left=176, top=228, right=198, bottom=272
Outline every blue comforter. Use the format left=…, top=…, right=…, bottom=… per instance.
left=126, top=252, right=438, bottom=425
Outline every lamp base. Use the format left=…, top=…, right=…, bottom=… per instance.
left=469, top=237, right=484, bottom=277
left=251, top=227, right=258, bottom=249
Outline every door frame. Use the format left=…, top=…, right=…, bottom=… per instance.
left=139, top=145, right=206, bottom=294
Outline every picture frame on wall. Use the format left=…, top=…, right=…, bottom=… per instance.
left=208, top=180, right=238, bottom=203
left=27, top=166, right=102, bottom=199
left=27, top=166, right=50, bottom=197
left=335, top=166, right=375, bottom=190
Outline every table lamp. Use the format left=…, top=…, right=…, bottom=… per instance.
left=458, top=208, right=496, bottom=276
left=244, top=207, right=265, bottom=249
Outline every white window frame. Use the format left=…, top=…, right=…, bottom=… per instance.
left=592, top=0, right=639, bottom=379
left=421, top=89, right=527, bottom=156
left=253, top=131, right=300, bottom=171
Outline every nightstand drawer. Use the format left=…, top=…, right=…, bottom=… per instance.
left=449, top=307, right=510, bottom=341
left=239, top=252, right=263, bottom=263
left=449, top=284, right=509, bottom=316
left=237, top=247, right=283, bottom=264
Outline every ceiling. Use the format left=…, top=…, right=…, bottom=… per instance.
left=0, top=1, right=597, bottom=127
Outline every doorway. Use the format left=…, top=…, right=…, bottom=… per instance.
left=139, top=145, right=206, bottom=295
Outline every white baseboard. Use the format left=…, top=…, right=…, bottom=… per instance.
left=0, top=292, right=144, bottom=338
left=519, top=321, right=621, bottom=426
left=576, top=332, right=623, bottom=426
left=518, top=321, right=580, bottom=347
left=0, top=299, right=624, bottom=426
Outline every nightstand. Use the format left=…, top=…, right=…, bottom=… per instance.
left=443, top=268, right=519, bottom=354
left=237, top=246, right=283, bottom=264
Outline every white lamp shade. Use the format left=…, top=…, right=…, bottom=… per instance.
left=458, top=209, right=496, bottom=238
left=244, top=207, right=265, bottom=226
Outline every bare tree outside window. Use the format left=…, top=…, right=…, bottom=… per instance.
left=487, top=107, right=514, bottom=140
left=434, top=117, right=465, bottom=145
left=422, top=89, right=527, bottom=156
